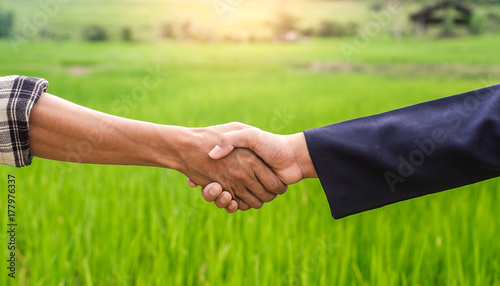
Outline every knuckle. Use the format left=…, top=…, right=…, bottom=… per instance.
left=243, top=155, right=257, bottom=166
left=225, top=183, right=239, bottom=196
left=281, top=184, right=289, bottom=194
left=238, top=200, right=250, bottom=211
left=229, top=122, right=240, bottom=128
left=219, top=133, right=229, bottom=144
left=263, top=193, right=277, bottom=203
left=268, top=178, right=284, bottom=193
left=229, top=121, right=246, bottom=130
left=231, top=169, right=248, bottom=181
left=274, top=181, right=288, bottom=195
left=253, top=201, right=264, bottom=209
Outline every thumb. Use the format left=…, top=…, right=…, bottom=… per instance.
left=209, top=128, right=259, bottom=160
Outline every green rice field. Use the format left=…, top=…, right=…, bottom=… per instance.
left=1, top=1, right=500, bottom=285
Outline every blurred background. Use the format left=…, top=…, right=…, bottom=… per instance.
left=0, top=0, right=499, bottom=285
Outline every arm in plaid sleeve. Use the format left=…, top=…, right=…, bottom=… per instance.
left=0, top=76, right=48, bottom=167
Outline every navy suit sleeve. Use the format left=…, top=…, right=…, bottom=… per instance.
left=304, top=84, right=500, bottom=219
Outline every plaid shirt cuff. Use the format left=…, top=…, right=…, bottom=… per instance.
left=0, top=76, right=48, bottom=167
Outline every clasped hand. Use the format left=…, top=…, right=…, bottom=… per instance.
left=183, top=122, right=317, bottom=213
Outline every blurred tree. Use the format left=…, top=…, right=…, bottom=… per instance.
left=369, top=0, right=385, bottom=12
left=159, top=23, right=174, bottom=39
left=440, top=6, right=459, bottom=37
left=270, top=12, right=299, bottom=39
left=82, top=25, right=108, bottom=42
left=121, top=27, right=133, bottom=42
left=393, top=0, right=404, bottom=39
left=180, top=21, right=192, bottom=40
left=0, top=7, right=14, bottom=38
left=469, top=10, right=486, bottom=34
left=368, top=0, right=405, bottom=39
left=485, top=10, right=500, bottom=32
left=315, top=20, right=357, bottom=37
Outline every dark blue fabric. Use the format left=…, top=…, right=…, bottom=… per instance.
left=304, top=84, right=500, bottom=219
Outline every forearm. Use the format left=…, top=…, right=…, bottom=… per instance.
left=29, top=93, right=286, bottom=210
left=29, top=92, right=187, bottom=169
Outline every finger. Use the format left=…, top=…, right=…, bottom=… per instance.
left=225, top=200, right=238, bottom=213
left=238, top=200, right=251, bottom=211
left=215, top=191, right=233, bottom=208
left=201, top=183, right=224, bottom=202
left=245, top=172, right=278, bottom=203
left=187, top=177, right=198, bottom=188
left=233, top=152, right=280, bottom=202
left=254, top=163, right=288, bottom=195
left=234, top=186, right=264, bottom=209
left=225, top=122, right=252, bottom=130
left=209, top=128, right=260, bottom=160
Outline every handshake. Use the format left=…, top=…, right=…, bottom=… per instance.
left=26, top=85, right=495, bottom=219
left=26, top=84, right=499, bottom=220
left=178, top=122, right=318, bottom=213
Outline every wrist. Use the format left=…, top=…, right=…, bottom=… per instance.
left=145, top=125, right=194, bottom=171
left=289, top=132, right=317, bottom=179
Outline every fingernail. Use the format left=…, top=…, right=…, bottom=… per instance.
left=230, top=201, right=238, bottom=210
left=221, top=193, right=230, bottom=204
left=209, top=184, right=219, bottom=197
left=209, top=145, right=221, bottom=157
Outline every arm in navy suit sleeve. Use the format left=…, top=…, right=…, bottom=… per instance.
left=303, top=84, right=500, bottom=219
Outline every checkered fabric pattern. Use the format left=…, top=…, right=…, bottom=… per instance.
left=0, top=76, right=48, bottom=167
